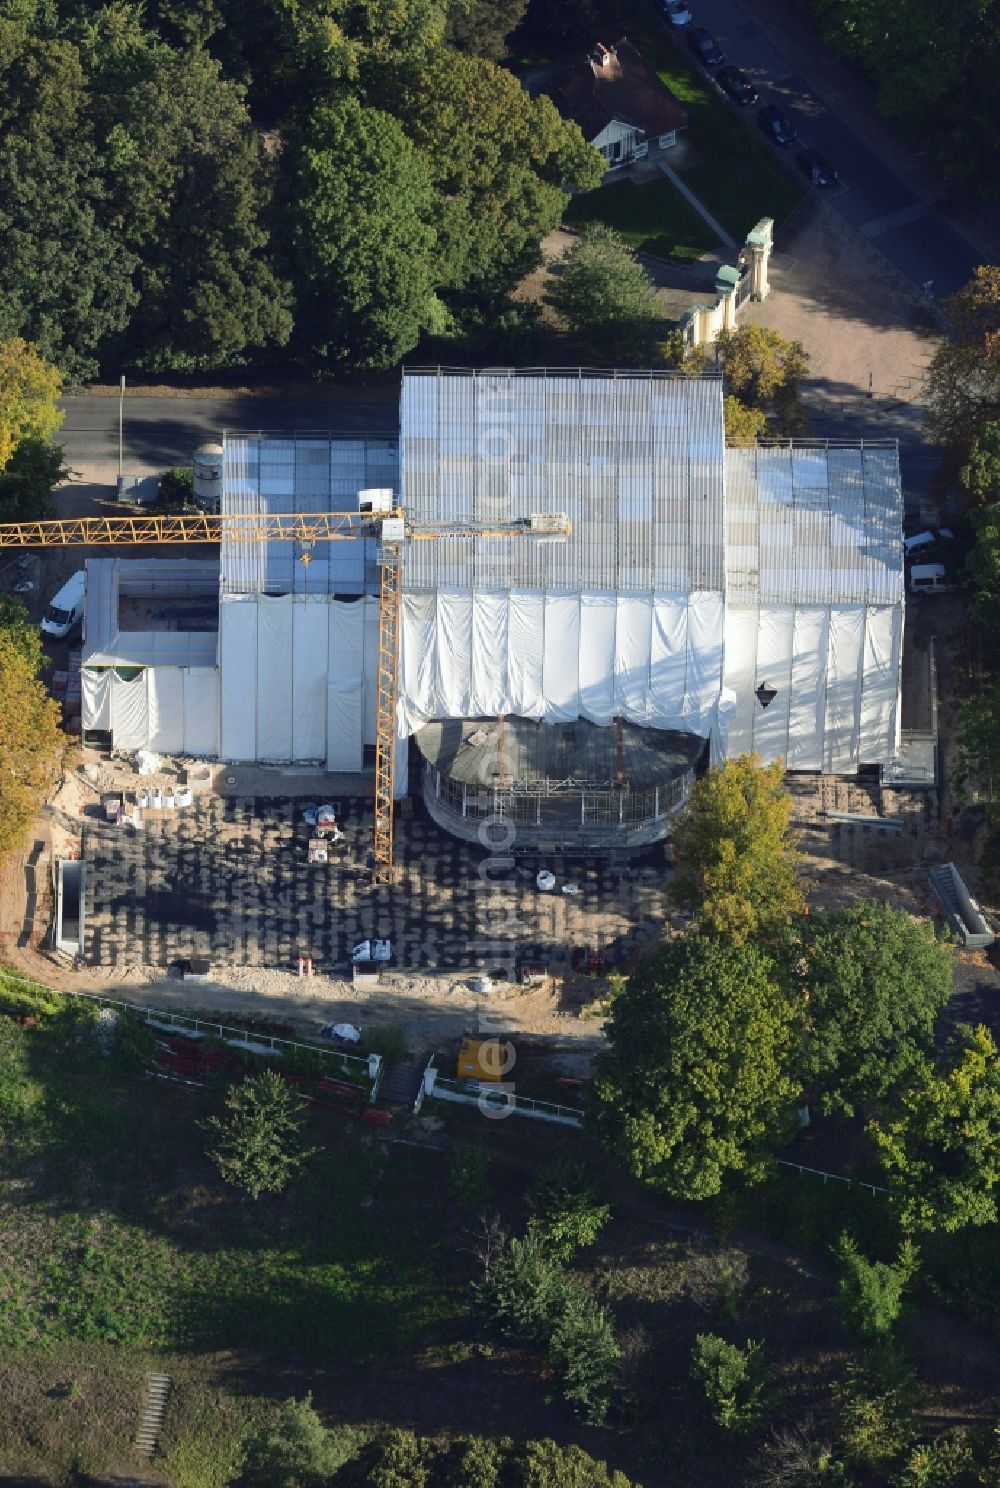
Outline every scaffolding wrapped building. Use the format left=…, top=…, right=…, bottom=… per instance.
left=79, top=368, right=905, bottom=854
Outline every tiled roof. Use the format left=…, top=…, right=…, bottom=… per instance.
left=550, top=38, right=688, bottom=143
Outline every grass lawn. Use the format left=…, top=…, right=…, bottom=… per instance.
left=624, top=16, right=807, bottom=242
left=564, top=176, right=717, bottom=261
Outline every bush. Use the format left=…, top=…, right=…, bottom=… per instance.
left=691, top=1333, right=771, bottom=1433
left=527, top=1158, right=610, bottom=1260
left=239, top=1396, right=364, bottom=1487
left=203, top=1070, right=317, bottom=1200
left=897, top=1435, right=980, bottom=1488
left=0, top=970, right=65, bottom=1020
left=834, top=1234, right=918, bottom=1344
left=363, top=1022, right=411, bottom=1066
left=548, top=1285, right=620, bottom=1426
left=109, top=1007, right=156, bottom=1072
left=476, top=1227, right=568, bottom=1344
left=159, top=466, right=194, bottom=507
left=449, top=1144, right=492, bottom=1210
left=750, top=1422, right=847, bottom=1486
left=835, top=1349, right=918, bottom=1473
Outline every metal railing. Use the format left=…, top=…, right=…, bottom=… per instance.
left=776, top=1159, right=889, bottom=1198
left=0, top=968, right=378, bottom=1089
left=431, top=1073, right=584, bottom=1125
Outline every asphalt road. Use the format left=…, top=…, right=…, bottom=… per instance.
left=679, top=0, right=983, bottom=299
left=57, top=390, right=400, bottom=477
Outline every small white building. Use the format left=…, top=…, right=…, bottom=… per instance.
left=549, top=38, right=688, bottom=169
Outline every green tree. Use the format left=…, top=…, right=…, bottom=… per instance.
left=925, top=266, right=1000, bottom=451
left=591, top=938, right=800, bottom=1200
left=801, top=902, right=953, bottom=1116
left=476, top=1226, right=568, bottom=1343
left=0, top=609, right=65, bottom=858
left=834, top=1234, right=919, bottom=1345
left=0, top=24, right=139, bottom=380
left=446, top=0, right=528, bottom=59
left=384, top=48, right=602, bottom=297
left=0, top=436, right=69, bottom=522
left=82, top=28, right=292, bottom=372
left=204, top=1070, right=317, bottom=1200
left=897, top=1435, right=980, bottom=1488
left=527, top=1158, right=610, bottom=1260
left=960, top=421, right=1000, bottom=505
left=966, top=503, right=1000, bottom=629
left=289, top=97, right=442, bottom=368
left=443, top=1436, right=509, bottom=1488
left=547, top=1286, right=620, bottom=1426
left=550, top=225, right=661, bottom=362
left=835, top=1349, right=918, bottom=1475
left=362, top=1428, right=434, bottom=1488
left=724, top=394, right=768, bottom=446
left=691, top=1333, right=770, bottom=1433
left=517, top=1440, right=635, bottom=1487
left=0, top=339, right=62, bottom=469
left=670, top=754, right=803, bottom=946
left=715, top=324, right=809, bottom=436
left=870, top=1025, right=1000, bottom=1235
left=239, top=1394, right=363, bottom=1486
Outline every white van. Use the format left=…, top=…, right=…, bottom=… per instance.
left=909, top=563, right=954, bottom=595
left=41, top=570, right=86, bottom=638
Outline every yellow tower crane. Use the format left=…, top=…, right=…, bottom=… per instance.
left=0, top=508, right=571, bottom=885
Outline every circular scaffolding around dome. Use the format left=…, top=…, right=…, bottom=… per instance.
left=414, top=717, right=706, bottom=856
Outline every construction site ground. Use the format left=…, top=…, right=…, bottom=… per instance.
left=3, top=730, right=999, bottom=1066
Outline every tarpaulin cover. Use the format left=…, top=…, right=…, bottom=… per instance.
left=83, top=666, right=220, bottom=755
left=398, top=589, right=725, bottom=739
left=148, top=668, right=185, bottom=754
left=326, top=677, right=364, bottom=772
left=81, top=668, right=112, bottom=731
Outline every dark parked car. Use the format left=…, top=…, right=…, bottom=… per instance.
left=716, top=65, right=758, bottom=106
left=796, top=146, right=838, bottom=186
left=756, top=104, right=797, bottom=145
left=686, top=27, right=724, bottom=66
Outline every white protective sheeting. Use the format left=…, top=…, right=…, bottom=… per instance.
left=256, top=596, right=295, bottom=761
left=824, top=606, right=865, bottom=773
left=183, top=668, right=220, bottom=755
left=859, top=606, right=901, bottom=764
left=399, top=588, right=725, bottom=740
left=292, top=599, right=330, bottom=761
left=110, top=672, right=149, bottom=750
left=82, top=668, right=113, bottom=731
left=217, top=593, right=379, bottom=763
left=787, top=607, right=829, bottom=772
left=220, top=597, right=258, bottom=760
left=326, top=677, right=364, bottom=771
left=148, top=668, right=185, bottom=754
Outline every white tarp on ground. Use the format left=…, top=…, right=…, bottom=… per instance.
left=398, top=588, right=725, bottom=740
left=82, top=666, right=221, bottom=755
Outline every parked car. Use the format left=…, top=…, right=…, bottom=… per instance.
left=686, top=27, right=723, bottom=65
left=904, top=526, right=955, bottom=556
left=41, top=569, right=85, bottom=639
left=662, top=0, right=693, bottom=25
left=757, top=103, right=797, bottom=145
left=716, top=65, right=758, bottom=105
left=796, top=146, right=838, bottom=186
left=909, top=563, right=956, bottom=595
